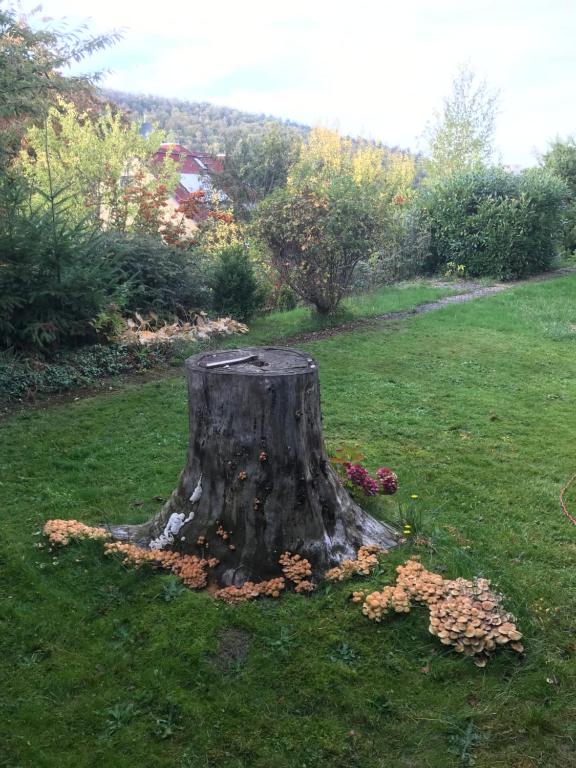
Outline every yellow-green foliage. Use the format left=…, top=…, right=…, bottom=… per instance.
left=288, top=126, right=415, bottom=201
left=18, top=100, right=177, bottom=229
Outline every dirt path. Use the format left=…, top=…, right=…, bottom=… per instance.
left=281, top=267, right=576, bottom=345
left=2, top=267, right=574, bottom=419
left=281, top=284, right=506, bottom=345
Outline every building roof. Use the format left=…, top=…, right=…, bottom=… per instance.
left=155, top=144, right=223, bottom=175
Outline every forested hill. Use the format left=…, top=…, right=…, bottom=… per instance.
left=102, top=90, right=311, bottom=152
left=102, top=90, right=409, bottom=156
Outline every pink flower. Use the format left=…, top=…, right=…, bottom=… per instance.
left=377, top=467, right=398, bottom=495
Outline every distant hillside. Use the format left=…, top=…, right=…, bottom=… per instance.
left=102, top=90, right=310, bottom=152
left=102, top=90, right=410, bottom=157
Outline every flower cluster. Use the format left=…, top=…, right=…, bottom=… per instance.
left=43, top=519, right=111, bottom=546
left=362, top=558, right=523, bottom=666
left=104, top=542, right=218, bottom=590
left=215, top=577, right=286, bottom=605
left=345, top=464, right=379, bottom=496
left=343, top=463, right=398, bottom=497
left=325, top=545, right=382, bottom=581
left=376, top=468, right=398, bottom=495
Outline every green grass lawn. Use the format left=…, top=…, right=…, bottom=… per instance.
left=236, top=281, right=458, bottom=344
left=1, top=276, right=576, bottom=768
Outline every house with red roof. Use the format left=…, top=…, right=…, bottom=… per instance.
left=153, top=143, right=224, bottom=209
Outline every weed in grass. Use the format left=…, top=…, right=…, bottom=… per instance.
left=178, top=750, right=200, bottom=768
left=18, top=649, right=47, bottom=668
left=263, top=625, right=296, bottom=657
left=103, top=701, right=139, bottom=737
left=111, top=619, right=135, bottom=646
left=151, top=704, right=183, bottom=740
left=447, top=719, right=485, bottom=766
left=329, top=641, right=359, bottom=666
left=94, top=583, right=129, bottom=612
left=395, top=498, right=429, bottom=539
left=368, top=693, right=397, bottom=718
left=158, top=578, right=187, bottom=602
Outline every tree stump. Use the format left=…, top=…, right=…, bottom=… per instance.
left=111, top=347, right=398, bottom=586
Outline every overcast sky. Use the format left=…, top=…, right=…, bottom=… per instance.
left=23, top=0, right=576, bottom=166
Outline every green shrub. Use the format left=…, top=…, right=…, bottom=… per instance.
left=101, top=232, right=211, bottom=318
left=274, top=283, right=298, bottom=311
left=542, top=137, right=576, bottom=254
left=420, top=167, right=567, bottom=280
left=257, top=178, right=387, bottom=314
left=211, top=245, right=263, bottom=321
left=0, top=343, right=175, bottom=402
left=351, top=206, right=431, bottom=290
left=0, top=176, right=122, bottom=352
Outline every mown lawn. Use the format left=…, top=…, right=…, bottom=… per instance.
left=235, top=280, right=457, bottom=344
left=1, top=276, right=575, bottom=768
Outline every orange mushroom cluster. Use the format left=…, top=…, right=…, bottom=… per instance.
left=279, top=552, right=311, bottom=581
left=104, top=542, right=218, bottom=590
left=279, top=552, right=315, bottom=593
left=215, top=552, right=315, bottom=604
left=362, top=558, right=523, bottom=666
left=325, top=545, right=382, bottom=581
left=216, top=524, right=231, bottom=541
left=215, top=577, right=286, bottom=605
left=362, top=585, right=411, bottom=620
left=43, top=519, right=111, bottom=546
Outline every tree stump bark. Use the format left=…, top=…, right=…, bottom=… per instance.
left=111, top=347, right=398, bottom=586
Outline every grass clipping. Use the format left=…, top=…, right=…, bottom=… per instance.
left=361, top=558, right=523, bottom=667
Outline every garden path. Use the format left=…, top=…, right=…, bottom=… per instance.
left=282, top=267, right=576, bottom=345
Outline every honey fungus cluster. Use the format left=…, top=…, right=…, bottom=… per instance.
left=104, top=542, right=218, bottom=590
left=216, top=552, right=315, bottom=604
left=43, top=519, right=111, bottom=546
left=215, top=577, right=286, bottom=604
left=324, top=545, right=382, bottom=581
left=279, top=552, right=311, bottom=581
left=362, top=558, right=523, bottom=666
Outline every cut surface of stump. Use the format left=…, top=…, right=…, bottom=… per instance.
left=111, top=347, right=398, bottom=586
